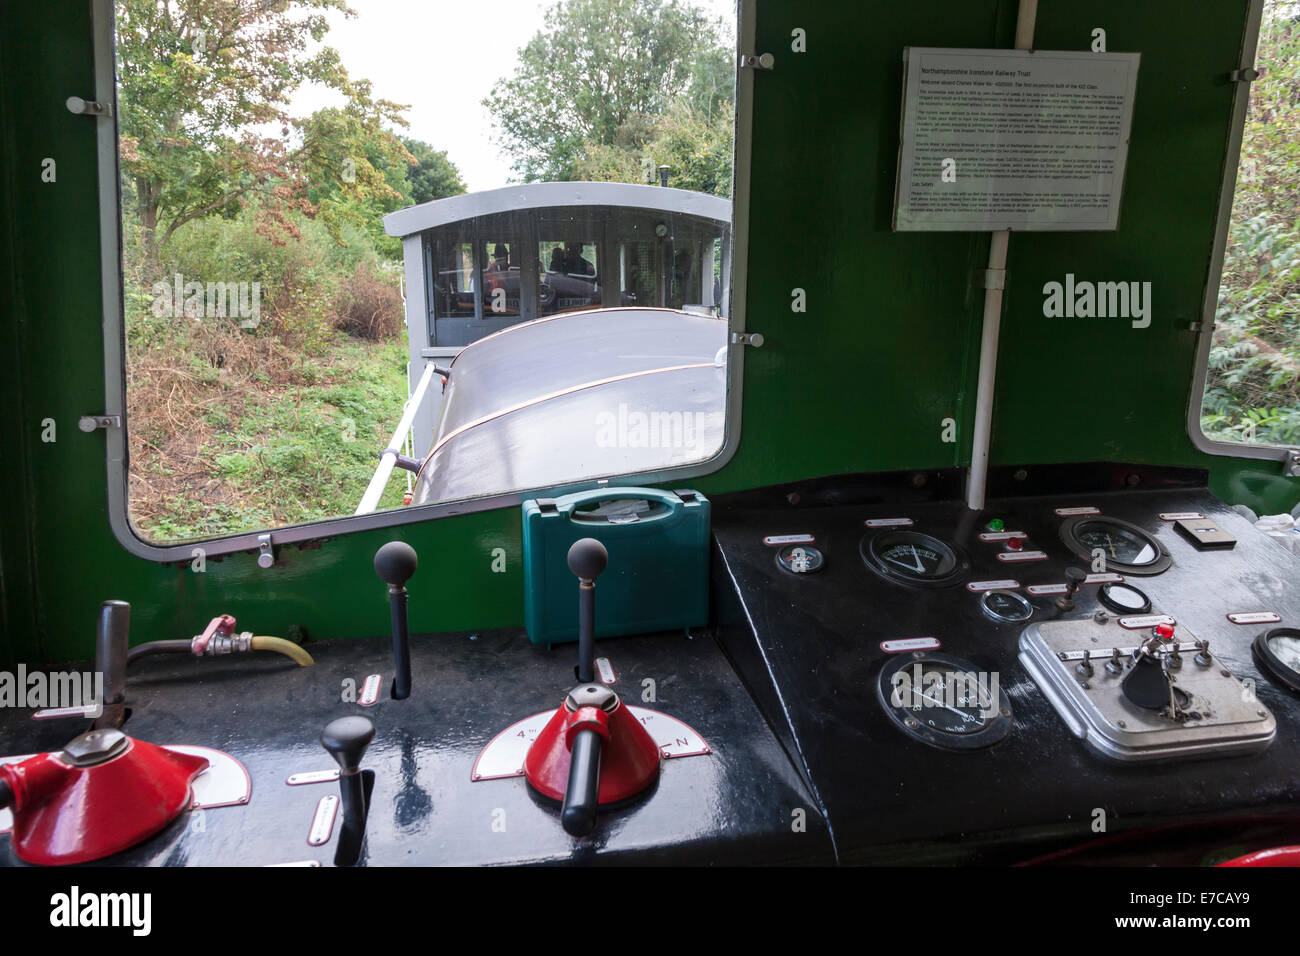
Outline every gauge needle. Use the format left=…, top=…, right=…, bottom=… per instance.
left=908, top=545, right=924, bottom=571
left=1106, top=534, right=1116, bottom=559
left=910, top=687, right=980, bottom=724
left=884, top=547, right=925, bottom=572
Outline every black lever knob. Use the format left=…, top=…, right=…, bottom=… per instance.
left=568, top=539, right=608, bottom=684
left=321, top=716, right=376, bottom=867
left=567, top=538, right=608, bottom=582
left=375, top=542, right=417, bottom=700
left=321, top=716, right=376, bottom=774
left=374, top=541, right=418, bottom=588
left=1056, top=567, right=1087, bottom=610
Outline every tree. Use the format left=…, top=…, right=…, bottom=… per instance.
left=484, top=0, right=732, bottom=183
left=401, top=138, right=467, bottom=205
left=115, top=0, right=408, bottom=272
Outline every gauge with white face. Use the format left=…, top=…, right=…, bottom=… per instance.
left=861, top=530, right=968, bottom=588
left=1254, top=628, right=1300, bottom=692
left=981, top=589, right=1033, bottom=623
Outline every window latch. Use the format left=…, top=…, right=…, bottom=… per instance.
left=731, top=331, right=765, bottom=348
left=1229, top=67, right=1261, bottom=83
left=740, top=52, right=775, bottom=71
left=78, top=415, right=121, bottom=432
left=66, top=96, right=112, bottom=116
left=1284, top=451, right=1300, bottom=478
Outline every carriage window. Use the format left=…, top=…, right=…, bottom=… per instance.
left=110, top=0, right=740, bottom=551
left=1198, top=2, right=1300, bottom=450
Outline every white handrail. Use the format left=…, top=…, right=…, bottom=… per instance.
left=354, top=362, right=439, bottom=515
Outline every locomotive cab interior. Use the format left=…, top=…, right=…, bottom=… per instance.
left=4, top=0, right=1300, bottom=917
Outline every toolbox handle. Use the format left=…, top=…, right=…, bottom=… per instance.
left=561, top=487, right=695, bottom=525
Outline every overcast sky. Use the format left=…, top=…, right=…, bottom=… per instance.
left=292, top=0, right=737, bottom=192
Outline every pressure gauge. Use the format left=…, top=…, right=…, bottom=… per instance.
left=1059, top=516, right=1172, bottom=576
left=861, top=531, right=969, bottom=588
left=877, top=651, right=1012, bottom=750
left=777, top=544, right=824, bottom=574
left=980, top=589, right=1033, bottom=623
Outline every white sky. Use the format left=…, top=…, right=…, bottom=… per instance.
left=292, top=0, right=736, bottom=192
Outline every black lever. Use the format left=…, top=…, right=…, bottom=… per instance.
left=567, top=538, right=608, bottom=684
left=321, top=716, right=376, bottom=867
left=92, top=600, right=130, bottom=729
left=374, top=541, right=418, bottom=700
left=560, top=684, right=616, bottom=837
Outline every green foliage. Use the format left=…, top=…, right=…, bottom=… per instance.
left=484, top=0, right=734, bottom=190
left=116, top=0, right=416, bottom=270
left=402, top=138, right=467, bottom=205
left=1202, top=2, right=1300, bottom=446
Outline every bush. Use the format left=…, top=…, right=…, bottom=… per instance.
left=335, top=262, right=405, bottom=340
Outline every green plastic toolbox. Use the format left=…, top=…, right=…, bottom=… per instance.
left=522, top=487, right=710, bottom=646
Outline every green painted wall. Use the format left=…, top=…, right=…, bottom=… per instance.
left=1, top=1, right=1296, bottom=667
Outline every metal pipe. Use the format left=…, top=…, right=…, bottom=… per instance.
left=355, top=362, right=439, bottom=515
left=965, top=0, right=1037, bottom=511
left=577, top=581, right=596, bottom=684
left=95, top=600, right=129, bottom=706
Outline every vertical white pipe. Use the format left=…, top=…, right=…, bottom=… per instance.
left=966, top=0, right=1037, bottom=511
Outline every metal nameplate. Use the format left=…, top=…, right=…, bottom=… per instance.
left=359, top=673, right=382, bottom=707
left=1227, top=611, right=1282, bottom=625
left=763, top=533, right=814, bottom=545
left=997, top=550, right=1047, bottom=562
left=308, top=795, right=339, bottom=846
left=967, top=580, right=1019, bottom=592
left=287, top=769, right=341, bottom=786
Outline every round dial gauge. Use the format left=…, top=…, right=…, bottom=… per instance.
left=1059, top=516, right=1171, bottom=576
left=1253, top=628, right=1300, bottom=692
left=1099, top=582, right=1152, bottom=614
left=980, top=589, right=1033, bottom=623
left=776, top=544, right=824, bottom=574
left=877, top=652, right=1012, bottom=750
left=861, top=530, right=969, bottom=587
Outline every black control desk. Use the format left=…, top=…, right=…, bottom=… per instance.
left=0, top=628, right=830, bottom=866
left=3, top=462, right=1298, bottom=867
left=710, top=463, right=1300, bottom=864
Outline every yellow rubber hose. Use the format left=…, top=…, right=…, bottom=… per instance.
left=250, top=636, right=314, bottom=666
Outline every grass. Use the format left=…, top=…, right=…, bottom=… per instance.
left=127, top=328, right=411, bottom=543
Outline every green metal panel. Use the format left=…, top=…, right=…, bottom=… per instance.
left=1, top=0, right=1295, bottom=668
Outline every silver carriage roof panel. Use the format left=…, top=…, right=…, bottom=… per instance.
left=414, top=308, right=728, bottom=504
left=383, top=181, right=732, bottom=239
left=436, top=308, right=727, bottom=440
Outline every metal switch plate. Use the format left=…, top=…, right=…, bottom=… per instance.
left=1019, top=617, right=1274, bottom=763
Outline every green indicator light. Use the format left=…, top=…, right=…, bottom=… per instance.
left=989, top=518, right=1004, bottom=532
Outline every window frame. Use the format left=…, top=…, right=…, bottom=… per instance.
left=92, top=0, right=755, bottom=561
left=1188, top=0, right=1299, bottom=469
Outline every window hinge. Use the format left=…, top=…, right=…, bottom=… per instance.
left=1284, top=450, right=1300, bottom=478
left=65, top=96, right=112, bottom=116
left=740, top=52, right=775, bottom=71
left=731, top=331, right=765, bottom=347
left=257, top=533, right=275, bottom=569
left=1229, top=67, right=1261, bottom=83
left=78, top=414, right=121, bottom=432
